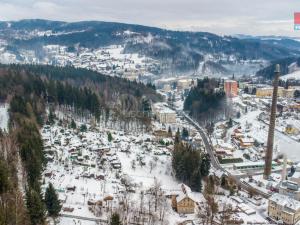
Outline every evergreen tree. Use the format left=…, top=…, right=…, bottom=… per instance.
left=107, top=132, right=113, bottom=142
left=26, top=189, right=45, bottom=225
left=48, top=109, right=55, bottom=125
left=172, top=142, right=210, bottom=191
left=10, top=96, right=28, bottom=116
left=159, top=139, right=165, bottom=145
left=205, top=122, right=214, bottom=136
left=227, top=118, right=233, bottom=128
left=221, top=176, right=227, bottom=188
left=181, top=127, right=189, bottom=140
left=70, top=119, right=76, bottom=129
left=105, top=108, right=110, bottom=125
left=0, top=160, right=10, bottom=194
left=142, top=97, right=151, bottom=117
left=110, top=212, right=121, bottom=225
left=45, top=183, right=62, bottom=218
left=174, top=128, right=181, bottom=144
left=200, top=153, right=211, bottom=177
left=190, top=169, right=202, bottom=192
left=80, top=124, right=87, bottom=132
left=18, top=120, right=44, bottom=188
left=168, top=126, right=172, bottom=137
left=146, top=82, right=156, bottom=90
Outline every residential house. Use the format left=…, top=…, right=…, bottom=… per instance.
left=285, top=124, right=299, bottom=135
left=171, top=184, right=197, bottom=214
left=239, top=137, right=254, bottom=149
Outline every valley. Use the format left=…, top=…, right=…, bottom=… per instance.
left=1, top=16, right=300, bottom=225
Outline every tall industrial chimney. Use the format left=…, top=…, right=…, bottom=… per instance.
left=263, top=64, right=280, bottom=179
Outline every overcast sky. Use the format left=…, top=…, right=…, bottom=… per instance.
left=0, top=0, right=299, bottom=36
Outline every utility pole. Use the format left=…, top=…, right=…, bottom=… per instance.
left=264, top=64, right=280, bottom=179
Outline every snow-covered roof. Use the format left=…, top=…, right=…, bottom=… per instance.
left=240, top=137, right=254, bottom=143
left=177, top=194, right=191, bottom=203
left=214, top=169, right=226, bottom=178
left=153, top=102, right=176, bottom=114
left=269, top=193, right=300, bottom=211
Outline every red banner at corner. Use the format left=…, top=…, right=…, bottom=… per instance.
left=295, top=12, right=300, bottom=24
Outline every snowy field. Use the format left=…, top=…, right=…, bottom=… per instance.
left=280, top=70, right=300, bottom=81
left=40, top=105, right=269, bottom=225
left=21, top=44, right=159, bottom=81
left=0, top=104, right=9, bottom=132
left=41, top=115, right=197, bottom=225
left=236, top=110, right=300, bottom=161
left=213, top=94, right=300, bottom=164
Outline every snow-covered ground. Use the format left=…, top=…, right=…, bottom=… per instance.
left=41, top=113, right=201, bottom=225
left=0, top=104, right=9, bottom=132
left=212, top=93, right=300, bottom=165
left=40, top=103, right=270, bottom=225
left=235, top=110, right=300, bottom=161
left=0, top=43, right=160, bottom=82
left=280, top=70, right=300, bottom=81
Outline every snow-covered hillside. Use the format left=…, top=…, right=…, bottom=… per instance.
left=280, top=70, right=300, bottom=81
left=1, top=19, right=299, bottom=80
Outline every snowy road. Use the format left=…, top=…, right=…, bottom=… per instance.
left=180, top=111, right=223, bottom=171
left=60, top=213, right=107, bottom=223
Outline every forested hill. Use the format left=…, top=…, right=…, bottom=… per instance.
left=0, top=64, right=162, bottom=131
left=184, top=78, right=230, bottom=124
left=1, top=19, right=297, bottom=60
left=256, top=57, right=300, bottom=79
left=0, top=64, right=161, bottom=224
left=0, top=64, right=162, bottom=109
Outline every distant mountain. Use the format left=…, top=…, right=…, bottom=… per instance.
left=235, top=34, right=300, bottom=52
left=1, top=19, right=300, bottom=75
left=260, top=38, right=300, bottom=51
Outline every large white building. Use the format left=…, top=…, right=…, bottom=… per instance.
left=268, top=193, right=300, bottom=225
left=153, top=103, right=176, bottom=124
